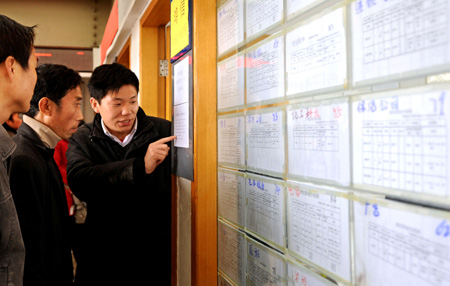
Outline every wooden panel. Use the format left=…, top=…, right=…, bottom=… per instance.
left=157, top=26, right=166, bottom=118
left=140, top=0, right=170, bottom=27
left=139, top=27, right=158, bottom=116
left=165, top=26, right=173, bottom=121
left=191, top=0, right=218, bottom=285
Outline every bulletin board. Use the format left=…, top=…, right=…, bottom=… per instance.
left=216, top=0, right=450, bottom=285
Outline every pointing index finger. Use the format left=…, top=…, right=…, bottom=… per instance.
left=155, top=135, right=177, bottom=144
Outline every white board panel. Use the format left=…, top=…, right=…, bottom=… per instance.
left=352, top=88, right=450, bottom=200
left=218, top=0, right=244, bottom=57
left=354, top=197, right=450, bottom=286
left=218, top=220, right=247, bottom=286
left=246, top=108, right=285, bottom=175
left=246, top=0, right=283, bottom=39
left=351, top=0, right=450, bottom=84
left=286, top=8, right=347, bottom=96
left=218, top=168, right=246, bottom=227
left=287, top=99, right=350, bottom=186
left=246, top=174, right=285, bottom=248
left=286, top=183, right=351, bottom=283
left=247, top=237, right=286, bottom=286
left=218, top=114, right=246, bottom=169
left=246, top=35, right=285, bottom=105
left=218, top=55, right=245, bottom=111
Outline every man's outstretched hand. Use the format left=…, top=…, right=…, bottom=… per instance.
left=144, top=135, right=176, bottom=174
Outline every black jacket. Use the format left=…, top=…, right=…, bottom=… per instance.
left=66, top=108, right=172, bottom=285
left=9, top=123, right=73, bottom=286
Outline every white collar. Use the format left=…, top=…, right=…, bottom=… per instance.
left=101, top=117, right=138, bottom=147
left=23, top=115, right=61, bottom=149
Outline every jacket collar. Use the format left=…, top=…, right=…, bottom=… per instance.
left=0, top=126, right=16, bottom=162
left=23, top=115, right=61, bottom=149
left=16, top=122, right=55, bottom=160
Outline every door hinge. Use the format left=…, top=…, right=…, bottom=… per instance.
left=159, top=60, right=169, bottom=77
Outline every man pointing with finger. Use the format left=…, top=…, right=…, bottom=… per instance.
left=66, top=63, right=174, bottom=285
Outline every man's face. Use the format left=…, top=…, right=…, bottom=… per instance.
left=15, top=47, right=38, bottom=112
left=90, top=84, right=139, bottom=141
left=49, top=86, right=83, bottom=140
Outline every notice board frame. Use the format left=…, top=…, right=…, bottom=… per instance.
left=171, top=50, right=194, bottom=181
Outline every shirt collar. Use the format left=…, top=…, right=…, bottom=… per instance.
left=101, top=117, right=138, bottom=147
left=23, top=115, right=61, bottom=149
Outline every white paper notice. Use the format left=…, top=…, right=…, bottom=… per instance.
left=218, top=168, right=246, bottom=227
left=218, top=115, right=245, bottom=168
left=246, top=0, right=283, bottom=38
left=353, top=89, right=450, bottom=197
left=287, top=101, right=350, bottom=185
left=246, top=174, right=285, bottom=247
left=174, top=56, right=189, bottom=106
left=354, top=199, right=450, bottom=286
left=173, top=103, right=189, bottom=148
left=218, top=0, right=244, bottom=56
left=218, top=55, right=245, bottom=111
left=287, top=184, right=351, bottom=282
left=287, top=260, right=336, bottom=286
left=218, top=221, right=246, bottom=286
left=173, top=56, right=190, bottom=148
left=247, top=238, right=286, bottom=286
left=286, top=8, right=347, bottom=95
left=351, top=0, right=450, bottom=84
left=287, top=0, right=325, bottom=18
left=246, top=109, right=285, bottom=175
left=246, top=36, right=285, bottom=105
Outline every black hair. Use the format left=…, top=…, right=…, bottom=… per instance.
left=26, top=64, right=82, bottom=118
left=88, top=63, right=139, bottom=103
left=0, top=14, right=36, bottom=69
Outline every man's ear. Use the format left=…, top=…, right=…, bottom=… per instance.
left=90, top=97, right=101, bottom=113
left=4, top=56, right=16, bottom=82
left=38, top=97, right=52, bottom=116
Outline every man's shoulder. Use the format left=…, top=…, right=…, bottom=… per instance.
left=146, top=116, right=171, bottom=130
left=71, top=122, right=93, bottom=141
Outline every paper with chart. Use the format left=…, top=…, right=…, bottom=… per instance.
left=218, top=221, right=246, bottom=286
left=218, top=168, right=246, bottom=227
left=287, top=0, right=326, bottom=18
left=354, top=199, right=450, bottom=286
left=218, top=55, right=245, bottom=110
left=218, top=115, right=245, bottom=168
left=287, top=260, right=336, bottom=286
left=286, top=8, right=347, bottom=95
left=287, top=101, right=350, bottom=185
left=218, top=0, right=244, bottom=56
left=246, top=174, right=285, bottom=247
left=287, top=184, right=351, bottom=282
left=246, top=0, right=283, bottom=38
left=247, top=238, right=286, bottom=286
left=353, top=89, right=450, bottom=198
left=246, top=109, right=285, bottom=175
left=351, top=0, right=450, bottom=84
left=246, top=36, right=285, bottom=105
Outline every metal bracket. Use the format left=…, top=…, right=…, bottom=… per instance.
left=159, top=60, right=169, bottom=77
